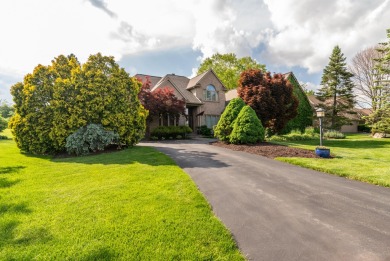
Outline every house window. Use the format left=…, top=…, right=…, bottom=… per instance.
left=204, top=85, right=218, bottom=102
left=159, top=113, right=179, bottom=126
left=205, top=115, right=219, bottom=129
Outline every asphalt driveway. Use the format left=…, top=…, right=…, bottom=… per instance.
left=140, top=139, right=390, bottom=261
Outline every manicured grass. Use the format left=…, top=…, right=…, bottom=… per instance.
left=0, top=129, right=243, bottom=260
left=273, top=133, right=390, bottom=187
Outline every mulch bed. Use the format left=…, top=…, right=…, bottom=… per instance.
left=211, top=141, right=319, bottom=159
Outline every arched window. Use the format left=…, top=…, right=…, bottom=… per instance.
left=204, top=85, right=217, bottom=101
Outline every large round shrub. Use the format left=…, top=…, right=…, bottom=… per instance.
left=65, top=124, right=119, bottom=156
left=9, top=53, right=146, bottom=154
left=229, top=105, right=265, bottom=144
left=214, top=97, right=246, bottom=142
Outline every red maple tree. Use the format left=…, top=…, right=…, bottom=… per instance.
left=238, top=69, right=298, bottom=134
left=138, top=77, right=186, bottom=136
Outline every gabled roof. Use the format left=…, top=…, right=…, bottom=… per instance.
left=186, top=69, right=227, bottom=91
left=135, top=73, right=203, bottom=105
left=135, top=74, right=162, bottom=87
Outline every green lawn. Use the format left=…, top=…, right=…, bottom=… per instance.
left=273, top=133, right=390, bottom=187
left=0, top=129, right=243, bottom=260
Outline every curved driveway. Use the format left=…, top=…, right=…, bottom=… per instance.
left=140, top=139, right=390, bottom=261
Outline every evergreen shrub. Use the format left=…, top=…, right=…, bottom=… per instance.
left=65, top=124, right=119, bottom=156
left=229, top=105, right=265, bottom=144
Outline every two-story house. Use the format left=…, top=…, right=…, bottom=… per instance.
left=135, top=69, right=227, bottom=132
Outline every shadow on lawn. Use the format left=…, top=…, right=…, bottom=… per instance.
left=0, top=220, right=53, bottom=248
left=0, top=166, right=25, bottom=175
left=325, top=139, right=390, bottom=149
left=0, top=203, right=53, bottom=248
left=287, top=138, right=390, bottom=149
left=51, top=146, right=177, bottom=166
left=0, top=178, right=21, bottom=188
left=147, top=146, right=231, bottom=169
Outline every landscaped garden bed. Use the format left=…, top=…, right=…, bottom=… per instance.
left=212, top=141, right=319, bottom=159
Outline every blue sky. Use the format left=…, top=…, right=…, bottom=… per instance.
left=1, top=0, right=389, bottom=103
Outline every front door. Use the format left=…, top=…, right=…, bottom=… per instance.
left=188, top=107, right=194, bottom=131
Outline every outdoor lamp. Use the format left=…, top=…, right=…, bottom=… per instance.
left=316, top=108, right=325, bottom=146
left=316, top=108, right=325, bottom=118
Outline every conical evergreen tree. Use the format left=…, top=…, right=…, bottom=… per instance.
left=214, top=97, right=246, bottom=142
left=229, top=105, right=265, bottom=144
left=317, top=46, right=355, bottom=130
left=366, top=28, right=390, bottom=134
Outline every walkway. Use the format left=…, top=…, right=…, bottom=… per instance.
left=140, top=139, right=390, bottom=261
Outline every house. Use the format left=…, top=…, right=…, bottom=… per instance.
left=307, top=95, right=371, bottom=133
left=135, top=69, right=227, bottom=132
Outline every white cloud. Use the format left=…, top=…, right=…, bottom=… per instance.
left=263, top=0, right=390, bottom=73
left=0, top=0, right=389, bottom=104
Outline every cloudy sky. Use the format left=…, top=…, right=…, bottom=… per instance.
left=1, top=0, right=389, bottom=103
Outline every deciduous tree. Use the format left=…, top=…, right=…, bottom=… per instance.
left=317, top=46, right=355, bottom=130
left=0, top=100, right=14, bottom=118
left=138, top=77, right=185, bottom=137
left=197, top=53, right=266, bottom=90
left=238, top=69, right=298, bottom=134
left=349, top=46, right=384, bottom=110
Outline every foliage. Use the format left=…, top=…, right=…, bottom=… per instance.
left=0, top=100, right=14, bottom=118
left=214, top=97, right=246, bottom=142
left=0, top=136, right=243, bottom=259
left=323, top=130, right=346, bottom=139
left=65, top=124, right=119, bottom=155
left=282, top=74, right=313, bottom=134
left=0, top=116, right=7, bottom=132
left=238, top=69, right=299, bottom=134
left=229, top=105, right=265, bottom=144
left=0, top=135, right=9, bottom=140
left=197, top=53, right=266, bottom=90
left=198, top=125, right=212, bottom=137
left=274, top=133, right=390, bottom=187
left=358, top=124, right=371, bottom=133
left=317, top=46, right=355, bottom=130
left=365, top=28, right=390, bottom=134
left=268, top=127, right=319, bottom=142
left=151, top=125, right=192, bottom=140
left=138, top=77, right=185, bottom=137
left=9, top=53, right=146, bottom=155
left=365, top=105, right=390, bottom=134
left=349, top=46, right=385, bottom=110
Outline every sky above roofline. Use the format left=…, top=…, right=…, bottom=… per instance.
left=1, top=0, right=389, bottom=103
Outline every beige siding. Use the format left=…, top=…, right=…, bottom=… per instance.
left=194, top=72, right=226, bottom=117
left=341, top=121, right=358, bottom=133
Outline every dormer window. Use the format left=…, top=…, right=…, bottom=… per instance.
left=204, top=85, right=218, bottom=101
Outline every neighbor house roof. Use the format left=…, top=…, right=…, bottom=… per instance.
left=307, top=95, right=371, bottom=121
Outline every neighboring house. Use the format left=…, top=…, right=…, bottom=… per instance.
left=307, top=95, right=371, bottom=133
left=135, top=69, right=227, bottom=132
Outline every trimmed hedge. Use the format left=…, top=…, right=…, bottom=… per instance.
left=151, top=126, right=192, bottom=140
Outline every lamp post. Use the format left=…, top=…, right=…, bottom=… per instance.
left=316, top=108, right=325, bottom=147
